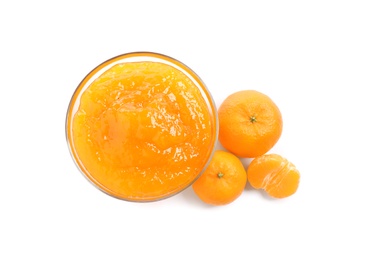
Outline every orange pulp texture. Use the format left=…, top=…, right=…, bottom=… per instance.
left=247, top=154, right=300, bottom=198
left=192, top=150, right=247, bottom=206
left=69, top=61, right=215, bottom=201
left=218, top=90, right=283, bottom=158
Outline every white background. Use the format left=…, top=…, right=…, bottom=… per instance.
left=1, top=0, right=367, bottom=259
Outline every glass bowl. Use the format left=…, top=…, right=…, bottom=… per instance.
left=66, top=52, right=218, bottom=202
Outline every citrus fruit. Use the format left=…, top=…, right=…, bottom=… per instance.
left=218, top=90, right=283, bottom=158
left=192, top=150, right=247, bottom=205
left=247, top=154, right=300, bottom=198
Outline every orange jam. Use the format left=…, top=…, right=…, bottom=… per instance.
left=66, top=52, right=218, bottom=201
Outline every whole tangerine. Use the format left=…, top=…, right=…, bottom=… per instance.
left=218, top=90, right=283, bottom=158
left=192, top=150, right=247, bottom=206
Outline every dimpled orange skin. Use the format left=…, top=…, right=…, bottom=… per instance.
left=192, top=150, right=247, bottom=206
left=247, top=154, right=300, bottom=198
left=218, top=90, right=283, bottom=158
left=71, top=61, right=214, bottom=201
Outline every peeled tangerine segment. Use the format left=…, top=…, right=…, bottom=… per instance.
left=247, top=154, right=300, bottom=198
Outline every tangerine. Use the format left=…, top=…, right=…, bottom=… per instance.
left=247, top=154, right=300, bottom=198
left=192, top=150, right=247, bottom=206
left=218, top=90, right=282, bottom=158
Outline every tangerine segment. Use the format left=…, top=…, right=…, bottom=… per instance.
left=218, top=90, right=282, bottom=158
left=192, top=150, right=247, bottom=206
left=247, top=154, right=300, bottom=198
left=71, top=61, right=215, bottom=200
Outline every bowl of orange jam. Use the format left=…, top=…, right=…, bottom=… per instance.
left=66, top=52, right=218, bottom=202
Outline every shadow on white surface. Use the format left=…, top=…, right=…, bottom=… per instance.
left=244, top=181, right=277, bottom=201
left=179, top=185, right=214, bottom=208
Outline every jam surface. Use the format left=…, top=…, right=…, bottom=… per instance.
left=71, top=61, right=214, bottom=200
